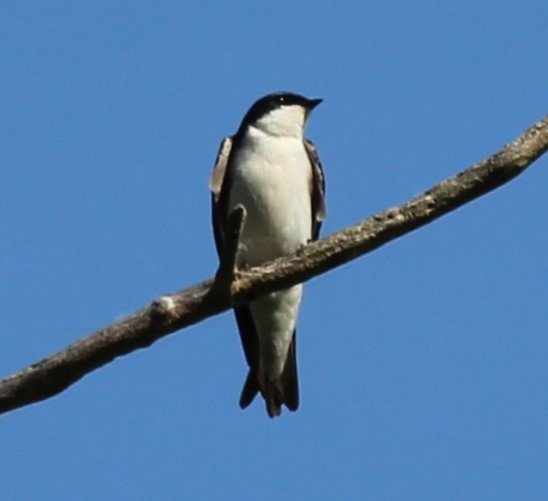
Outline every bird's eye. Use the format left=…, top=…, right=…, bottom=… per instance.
left=278, top=96, right=285, bottom=103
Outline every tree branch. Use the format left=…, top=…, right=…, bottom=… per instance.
left=1, top=116, right=547, bottom=415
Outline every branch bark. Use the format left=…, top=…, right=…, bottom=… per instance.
left=1, top=116, right=547, bottom=415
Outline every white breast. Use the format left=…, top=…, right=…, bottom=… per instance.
left=229, top=128, right=312, bottom=266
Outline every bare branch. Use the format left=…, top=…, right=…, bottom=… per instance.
left=1, top=116, right=547, bottom=415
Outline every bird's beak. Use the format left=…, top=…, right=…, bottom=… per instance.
left=307, top=98, right=323, bottom=110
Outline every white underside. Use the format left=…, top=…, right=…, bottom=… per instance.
left=228, top=127, right=312, bottom=380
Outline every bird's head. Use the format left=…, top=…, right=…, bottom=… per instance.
left=238, top=92, right=322, bottom=138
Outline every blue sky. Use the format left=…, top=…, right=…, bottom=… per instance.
left=1, top=2, right=547, bottom=499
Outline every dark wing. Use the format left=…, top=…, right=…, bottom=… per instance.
left=304, top=139, right=327, bottom=240
left=209, top=136, right=260, bottom=400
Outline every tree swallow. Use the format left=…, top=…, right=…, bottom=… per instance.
left=209, top=92, right=326, bottom=417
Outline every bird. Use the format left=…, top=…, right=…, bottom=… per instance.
left=209, top=91, right=326, bottom=417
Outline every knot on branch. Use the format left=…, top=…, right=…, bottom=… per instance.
left=150, top=296, right=178, bottom=324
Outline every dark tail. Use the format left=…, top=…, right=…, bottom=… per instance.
left=239, top=335, right=299, bottom=418
left=277, top=334, right=299, bottom=413
left=239, top=369, right=260, bottom=409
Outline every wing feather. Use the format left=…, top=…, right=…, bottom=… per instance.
left=304, top=139, right=327, bottom=240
